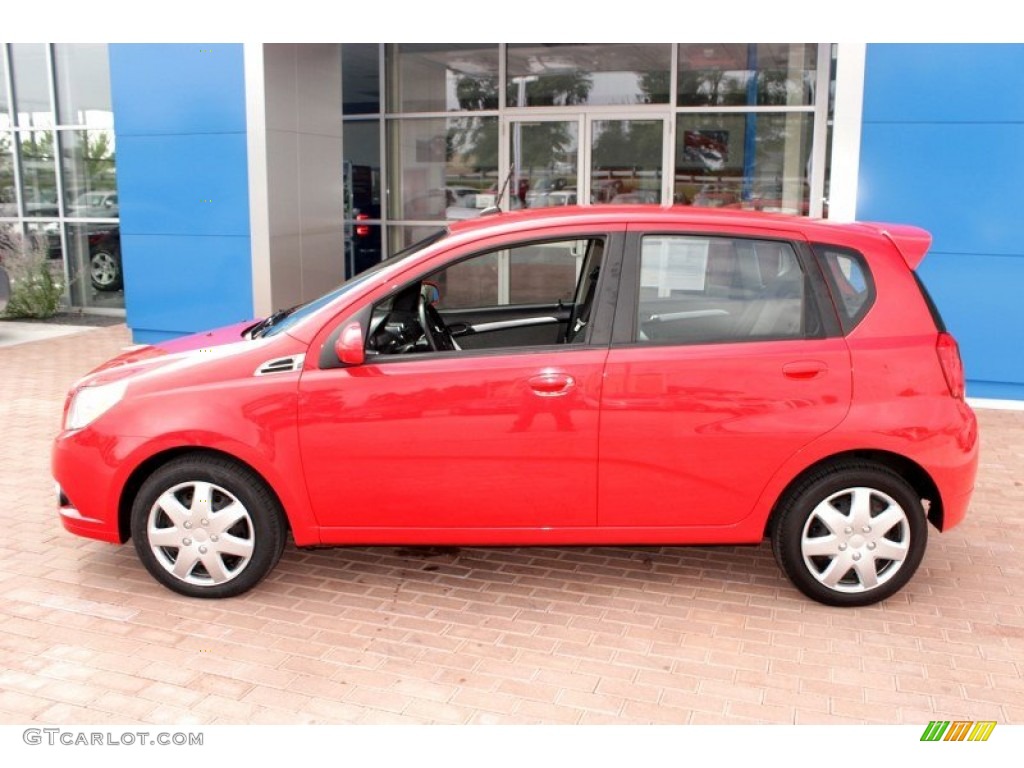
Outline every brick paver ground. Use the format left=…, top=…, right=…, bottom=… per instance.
left=1, top=324, right=1021, bottom=725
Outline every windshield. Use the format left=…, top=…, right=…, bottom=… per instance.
left=261, top=229, right=447, bottom=338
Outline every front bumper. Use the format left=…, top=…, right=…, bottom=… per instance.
left=52, top=427, right=144, bottom=544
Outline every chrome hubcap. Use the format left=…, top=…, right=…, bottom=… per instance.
left=91, top=252, right=118, bottom=286
left=800, top=486, right=910, bottom=593
left=147, top=481, right=255, bottom=586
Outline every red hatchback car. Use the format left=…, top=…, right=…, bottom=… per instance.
left=53, top=206, right=978, bottom=606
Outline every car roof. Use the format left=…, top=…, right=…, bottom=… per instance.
left=446, top=205, right=931, bottom=268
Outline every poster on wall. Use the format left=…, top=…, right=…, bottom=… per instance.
left=682, top=130, right=729, bottom=171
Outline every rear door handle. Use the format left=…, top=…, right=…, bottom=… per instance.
left=528, top=373, right=575, bottom=396
left=782, top=360, right=828, bottom=380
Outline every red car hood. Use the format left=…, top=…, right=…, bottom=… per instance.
left=90, top=319, right=258, bottom=374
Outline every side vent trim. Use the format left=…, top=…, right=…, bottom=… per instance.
left=254, top=354, right=306, bottom=377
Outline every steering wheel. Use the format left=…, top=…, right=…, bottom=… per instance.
left=418, top=290, right=457, bottom=352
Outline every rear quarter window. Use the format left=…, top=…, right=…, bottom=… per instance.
left=814, top=244, right=875, bottom=333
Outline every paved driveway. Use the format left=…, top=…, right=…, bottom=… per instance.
left=1, top=325, right=1021, bottom=724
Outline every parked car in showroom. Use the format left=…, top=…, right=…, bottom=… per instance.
left=52, top=206, right=978, bottom=606
left=44, top=223, right=122, bottom=292
left=83, top=225, right=122, bottom=291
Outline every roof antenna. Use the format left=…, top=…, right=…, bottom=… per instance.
left=481, top=163, right=514, bottom=217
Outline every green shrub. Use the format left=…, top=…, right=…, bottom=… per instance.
left=1, top=235, right=66, bottom=319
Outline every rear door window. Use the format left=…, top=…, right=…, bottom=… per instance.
left=636, top=235, right=815, bottom=344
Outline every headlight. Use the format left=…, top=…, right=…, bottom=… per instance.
left=65, top=381, right=127, bottom=430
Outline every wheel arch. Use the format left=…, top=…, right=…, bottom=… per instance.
left=118, top=446, right=291, bottom=543
left=764, top=449, right=943, bottom=539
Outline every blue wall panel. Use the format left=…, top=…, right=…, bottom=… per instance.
left=109, top=44, right=247, bottom=135
left=863, top=44, right=1024, bottom=124
left=917, top=254, right=1024, bottom=399
left=121, top=235, right=254, bottom=341
left=116, top=134, right=252, bottom=237
left=858, top=123, right=1024, bottom=257
left=110, top=44, right=253, bottom=342
left=859, top=44, right=1024, bottom=400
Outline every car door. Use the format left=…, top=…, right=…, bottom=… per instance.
left=297, top=230, right=621, bottom=533
left=597, top=224, right=853, bottom=528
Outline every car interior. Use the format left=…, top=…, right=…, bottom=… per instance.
left=366, top=237, right=606, bottom=356
left=636, top=236, right=820, bottom=345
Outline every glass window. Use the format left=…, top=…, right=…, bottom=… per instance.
left=431, top=238, right=593, bottom=311
left=387, top=224, right=447, bottom=257
left=814, top=244, right=874, bottom=332
left=343, top=120, right=381, bottom=218
left=507, top=44, right=671, bottom=107
left=0, top=52, right=10, bottom=129
left=61, top=130, right=117, bottom=215
left=510, top=119, right=579, bottom=210
left=387, top=44, right=499, bottom=113
left=675, top=112, right=813, bottom=215
left=368, top=236, right=602, bottom=357
left=343, top=120, right=383, bottom=278
left=678, top=44, right=818, bottom=107
left=591, top=119, right=663, bottom=204
left=10, top=44, right=54, bottom=128
left=342, top=44, right=381, bottom=115
left=65, top=222, right=124, bottom=309
left=18, top=130, right=58, bottom=217
left=637, top=235, right=809, bottom=344
left=54, top=44, right=113, bottom=128
left=24, top=220, right=62, bottom=270
left=1, top=134, right=16, bottom=215
left=509, top=240, right=585, bottom=305
left=387, top=117, right=498, bottom=221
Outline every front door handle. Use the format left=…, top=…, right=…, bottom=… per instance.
left=782, top=360, right=828, bottom=380
left=528, top=373, right=576, bottom=397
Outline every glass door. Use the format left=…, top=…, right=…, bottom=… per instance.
left=506, top=117, right=582, bottom=210
left=587, top=116, right=670, bottom=205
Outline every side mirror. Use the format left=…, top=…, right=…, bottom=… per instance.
left=334, top=322, right=365, bottom=366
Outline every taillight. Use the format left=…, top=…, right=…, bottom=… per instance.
left=936, top=332, right=965, bottom=400
left=355, top=213, right=370, bottom=237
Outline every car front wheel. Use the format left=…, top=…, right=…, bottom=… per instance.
left=771, top=463, right=928, bottom=607
left=131, top=455, right=287, bottom=598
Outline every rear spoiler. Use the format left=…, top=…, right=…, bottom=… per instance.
left=867, top=223, right=932, bottom=270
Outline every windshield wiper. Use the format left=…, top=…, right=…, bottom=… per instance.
left=249, top=306, right=296, bottom=339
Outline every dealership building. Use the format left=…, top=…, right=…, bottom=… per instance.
left=0, top=43, right=1021, bottom=401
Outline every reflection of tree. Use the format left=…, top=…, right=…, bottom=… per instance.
left=19, top=132, right=57, bottom=209
left=510, top=72, right=593, bottom=107
left=455, top=76, right=499, bottom=111
left=449, top=71, right=594, bottom=178
left=591, top=121, right=663, bottom=198
left=0, top=133, right=15, bottom=205
left=678, top=45, right=812, bottom=107
left=84, top=131, right=116, bottom=184
left=638, top=71, right=670, bottom=104
left=447, top=117, right=498, bottom=175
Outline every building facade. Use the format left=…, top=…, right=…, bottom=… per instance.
left=0, top=43, right=1020, bottom=401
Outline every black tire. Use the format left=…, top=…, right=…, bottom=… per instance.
left=131, top=455, right=287, bottom=598
left=771, top=462, right=928, bottom=607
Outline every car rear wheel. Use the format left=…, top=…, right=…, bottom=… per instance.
left=771, top=463, right=927, bottom=607
left=131, top=455, right=287, bottom=598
